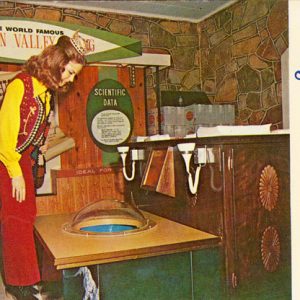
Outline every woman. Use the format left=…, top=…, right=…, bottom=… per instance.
left=0, top=33, right=86, bottom=299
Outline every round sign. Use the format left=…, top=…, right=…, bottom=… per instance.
left=91, top=110, right=131, bottom=145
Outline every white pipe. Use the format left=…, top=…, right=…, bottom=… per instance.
left=122, top=162, right=136, bottom=181
left=187, top=165, right=201, bottom=194
left=120, top=153, right=136, bottom=181
left=182, top=152, right=192, bottom=174
left=181, top=152, right=202, bottom=194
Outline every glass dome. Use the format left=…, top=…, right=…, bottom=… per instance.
left=63, top=199, right=156, bottom=236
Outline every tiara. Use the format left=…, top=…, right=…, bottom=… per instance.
left=70, top=31, right=88, bottom=56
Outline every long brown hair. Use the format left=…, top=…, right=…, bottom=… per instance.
left=23, top=35, right=85, bottom=91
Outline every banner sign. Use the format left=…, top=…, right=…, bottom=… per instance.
left=0, top=17, right=141, bottom=63
left=86, top=79, right=134, bottom=152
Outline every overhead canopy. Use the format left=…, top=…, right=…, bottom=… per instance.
left=53, top=20, right=142, bottom=63
left=0, top=17, right=142, bottom=63
left=92, top=53, right=171, bottom=69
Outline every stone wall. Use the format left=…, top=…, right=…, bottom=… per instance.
left=0, top=0, right=288, bottom=127
left=198, top=0, right=288, bottom=127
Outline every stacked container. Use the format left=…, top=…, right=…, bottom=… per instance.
left=159, top=104, right=235, bottom=137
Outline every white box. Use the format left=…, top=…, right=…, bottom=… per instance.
left=160, top=106, right=176, bottom=125
left=211, top=105, right=223, bottom=126
left=174, top=125, right=195, bottom=137
left=195, top=104, right=210, bottom=126
left=161, top=125, right=175, bottom=136
left=223, top=104, right=235, bottom=125
left=175, top=107, right=186, bottom=125
left=174, top=125, right=186, bottom=137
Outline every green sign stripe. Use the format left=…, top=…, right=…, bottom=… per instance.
left=102, top=150, right=120, bottom=167
left=98, top=66, right=118, bottom=81
left=86, top=43, right=141, bottom=63
left=0, top=57, right=23, bottom=64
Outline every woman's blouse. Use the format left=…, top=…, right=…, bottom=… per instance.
left=0, top=76, right=51, bottom=178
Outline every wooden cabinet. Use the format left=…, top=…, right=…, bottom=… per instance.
left=125, top=134, right=291, bottom=297
left=222, top=138, right=290, bottom=292
left=63, top=248, right=224, bottom=300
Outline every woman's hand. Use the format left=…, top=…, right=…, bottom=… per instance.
left=39, top=143, right=48, bottom=154
left=12, top=175, right=26, bottom=202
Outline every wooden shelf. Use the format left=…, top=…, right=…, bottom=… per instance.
left=127, top=133, right=290, bottom=149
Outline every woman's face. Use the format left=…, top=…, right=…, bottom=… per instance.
left=59, top=61, right=83, bottom=87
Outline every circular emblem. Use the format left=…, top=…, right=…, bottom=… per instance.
left=261, top=226, right=280, bottom=272
left=259, top=165, right=279, bottom=211
left=186, top=111, right=194, bottom=121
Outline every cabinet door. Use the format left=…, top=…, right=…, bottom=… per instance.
left=221, top=146, right=237, bottom=289
left=224, top=142, right=291, bottom=297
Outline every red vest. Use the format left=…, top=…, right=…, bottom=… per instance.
left=15, top=73, right=52, bottom=153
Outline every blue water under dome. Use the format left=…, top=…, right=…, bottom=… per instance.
left=62, top=199, right=156, bottom=236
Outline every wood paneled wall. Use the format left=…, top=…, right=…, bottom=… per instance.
left=59, top=66, right=102, bottom=169
left=59, top=66, right=146, bottom=169
left=36, top=168, right=125, bottom=215
left=1, top=64, right=146, bottom=215
left=117, top=67, right=146, bottom=137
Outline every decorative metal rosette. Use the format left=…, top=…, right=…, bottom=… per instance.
left=259, top=165, right=279, bottom=211
left=261, top=226, right=280, bottom=272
